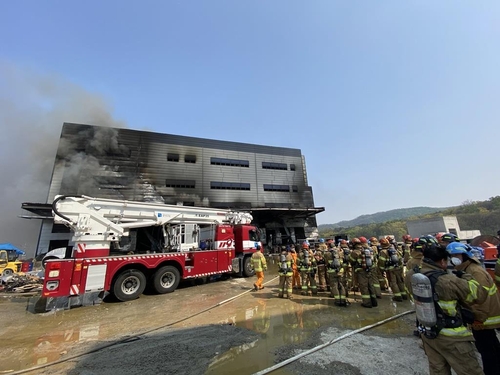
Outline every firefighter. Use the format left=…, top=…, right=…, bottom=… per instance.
left=361, top=236, right=381, bottom=298
left=405, top=235, right=438, bottom=299
left=438, top=232, right=460, bottom=249
left=413, top=244, right=485, bottom=375
left=290, top=244, right=301, bottom=290
left=339, top=239, right=353, bottom=292
left=315, top=238, right=328, bottom=292
left=298, top=242, right=318, bottom=295
left=325, top=240, right=347, bottom=306
left=402, top=234, right=413, bottom=274
left=277, top=247, right=294, bottom=299
left=251, top=246, right=267, bottom=291
left=349, top=238, right=377, bottom=308
left=370, top=237, right=388, bottom=292
left=378, top=238, right=407, bottom=301
left=447, top=242, right=500, bottom=375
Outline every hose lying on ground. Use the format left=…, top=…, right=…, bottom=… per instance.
left=253, top=309, right=416, bottom=375
left=9, top=276, right=279, bottom=375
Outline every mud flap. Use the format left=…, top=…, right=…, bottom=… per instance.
left=232, top=257, right=241, bottom=275
left=44, top=291, right=105, bottom=312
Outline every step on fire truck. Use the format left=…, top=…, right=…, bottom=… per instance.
left=41, top=195, right=262, bottom=310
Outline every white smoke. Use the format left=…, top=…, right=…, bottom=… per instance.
left=0, top=61, right=127, bottom=257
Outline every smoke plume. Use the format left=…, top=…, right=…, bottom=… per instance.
left=0, top=61, right=126, bottom=257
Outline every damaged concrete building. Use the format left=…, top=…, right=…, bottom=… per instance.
left=22, top=123, right=324, bottom=256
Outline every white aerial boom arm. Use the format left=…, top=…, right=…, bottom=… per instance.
left=52, top=195, right=253, bottom=244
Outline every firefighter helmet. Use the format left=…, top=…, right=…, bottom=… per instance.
left=446, top=242, right=472, bottom=257
left=302, top=242, right=309, bottom=249
left=340, top=239, right=348, bottom=245
left=351, top=238, right=361, bottom=244
left=379, top=238, right=389, bottom=246
left=440, top=233, right=459, bottom=243
left=319, top=238, right=325, bottom=243
left=359, top=236, right=368, bottom=243
left=370, top=236, right=378, bottom=243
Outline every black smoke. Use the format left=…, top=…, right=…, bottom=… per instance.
left=0, top=61, right=126, bottom=257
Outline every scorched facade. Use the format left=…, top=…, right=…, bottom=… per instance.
left=29, top=123, right=324, bottom=255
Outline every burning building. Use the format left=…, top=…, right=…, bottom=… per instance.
left=22, top=123, right=324, bottom=255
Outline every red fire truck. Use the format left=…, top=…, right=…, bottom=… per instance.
left=42, top=195, right=262, bottom=310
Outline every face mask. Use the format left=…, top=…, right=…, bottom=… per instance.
left=450, top=257, right=462, bottom=267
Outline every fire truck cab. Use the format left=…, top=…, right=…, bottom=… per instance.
left=42, top=195, right=262, bottom=310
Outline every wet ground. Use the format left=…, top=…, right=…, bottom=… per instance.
left=0, top=260, right=431, bottom=375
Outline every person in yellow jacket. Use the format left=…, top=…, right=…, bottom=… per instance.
left=251, top=247, right=267, bottom=291
left=349, top=238, right=377, bottom=308
left=324, top=241, right=347, bottom=306
left=277, top=247, right=294, bottom=299
left=290, top=244, right=301, bottom=289
left=378, top=238, right=407, bottom=302
left=416, top=244, right=486, bottom=375
left=447, top=242, right=500, bottom=375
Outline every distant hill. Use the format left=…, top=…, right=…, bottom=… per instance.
left=319, top=207, right=445, bottom=230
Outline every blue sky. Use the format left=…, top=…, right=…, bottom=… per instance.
left=1, top=1, right=499, bottom=241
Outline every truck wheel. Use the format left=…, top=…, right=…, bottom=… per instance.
left=243, top=256, right=255, bottom=277
left=2, top=269, right=14, bottom=277
left=112, top=269, right=146, bottom=302
left=152, top=266, right=180, bottom=294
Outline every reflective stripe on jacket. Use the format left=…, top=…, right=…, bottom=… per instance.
left=251, top=251, right=267, bottom=272
left=420, top=261, right=486, bottom=341
left=456, top=259, right=500, bottom=329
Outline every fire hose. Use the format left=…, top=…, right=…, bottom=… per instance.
left=253, top=309, right=415, bottom=375
left=8, top=275, right=280, bottom=375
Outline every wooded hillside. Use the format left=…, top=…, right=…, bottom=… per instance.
left=318, top=196, right=500, bottom=240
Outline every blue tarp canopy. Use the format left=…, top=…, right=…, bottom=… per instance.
left=0, top=243, right=26, bottom=255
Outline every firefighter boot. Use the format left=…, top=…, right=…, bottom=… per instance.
left=361, top=302, right=372, bottom=308
left=370, top=297, right=378, bottom=307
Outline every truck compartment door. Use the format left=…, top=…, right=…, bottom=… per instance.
left=84, top=264, right=107, bottom=292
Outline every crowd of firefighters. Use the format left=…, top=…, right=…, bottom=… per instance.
left=271, top=235, right=416, bottom=308
left=250, top=231, right=500, bottom=375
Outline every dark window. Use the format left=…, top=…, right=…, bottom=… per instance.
left=249, top=230, right=259, bottom=242
left=48, top=240, right=69, bottom=251
left=167, top=153, right=180, bottom=162
left=210, top=181, right=251, bottom=190
left=263, top=184, right=290, bottom=192
left=165, top=179, right=196, bottom=188
left=184, top=155, right=197, bottom=163
left=290, top=164, right=296, bottom=171
left=183, top=202, right=195, bottom=206
left=292, top=185, right=298, bottom=192
left=52, top=223, right=71, bottom=233
left=262, top=162, right=287, bottom=170
left=210, top=157, right=249, bottom=167
left=105, top=149, right=131, bottom=158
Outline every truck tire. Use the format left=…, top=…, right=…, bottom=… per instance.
left=152, top=266, right=180, bottom=294
left=243, top=256, right=255, bottom=277
left=112, top=269, right=147, bottom=302
left=2, top=269, right=14, bottom=277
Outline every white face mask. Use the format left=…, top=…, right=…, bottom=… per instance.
left=450, top=257, right=462, bottom=267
